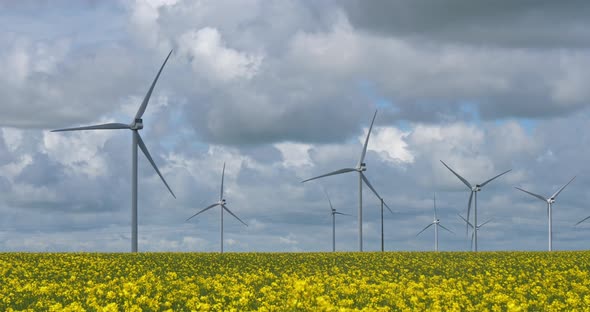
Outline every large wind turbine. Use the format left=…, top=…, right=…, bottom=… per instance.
left=323, top=189, right=351, bottom=252
left=302, top=110, right=391, bottom=251
left=458, top=213, right=492, bottom=251
left=416, top=193, right=453, bottom=252
left=52, top=50, right=175, bottom=253
left=440, top=160, right=510, bottom=252
left=186, top=163, right=247, bottom=253
left=516, top=176, right=575, bottom=251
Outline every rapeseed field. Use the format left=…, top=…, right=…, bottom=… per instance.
left=1, top=251, right=589, bottom=311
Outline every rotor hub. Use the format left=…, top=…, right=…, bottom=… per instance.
left=358, top=163, right=367, bottom=171
left=221, top=199, right=226, bottom=205
left=473, top=186, right=481, bottom=192
left=130, top=118, right=144, bottom=130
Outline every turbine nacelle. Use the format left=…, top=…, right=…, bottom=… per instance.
left=357, top=163, right=367, bottom=171
left=130, top=118, right=144, bottom=130
left=472, top=185, right=481, bottom=192
left=220, top=199, right=226, bottom=205
left=548, top=198, right=555, bottom=204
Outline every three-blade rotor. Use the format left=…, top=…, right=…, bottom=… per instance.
left=440, top=160, right=510, bottom=236
left=301, top=110, right=392, bottom=211
left=186, top=163, right=247, bottom=227
left=51, top=49, right=176, bottom=199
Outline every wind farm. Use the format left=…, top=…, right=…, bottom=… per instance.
left=5, top=1, right=590, bottom=310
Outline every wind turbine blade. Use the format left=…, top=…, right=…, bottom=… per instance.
left=186, top=203, right=219, bottom=221
left=361, top=173, right=382, bottom=200
left=439, top=224, right=454, bottom=234
left=575, top=215, right=590, bottom=226
left=479, top=169, right=511, bottom=187
left=551, top=176, right=576, bottom=199
left=480, top=219, right=493, bottom=227
left=514, top=187, right=546, bottom=202
left=383, top=201, right=394, bottom=215
left=136, top=133, right=176, bottom=198
left=334, top=212, right=352, bottom=216
left=358, top=110, right=378, bottom=166
left=135, top=49, right=173, bottom=119
left=220, top=162, right=225, bottom=201
left=301, top=168, right=356, bottom=183
left=322, top=188, right=334, bottom=212
left=457, top=213, right=474, bottom=229
left=440, top=160, right=472, bottom=189
left=51, top=123, right=130, bottom=132
left=466, top=191, right=474, bottom=235
left=222, top=205, right=248, bottom=226
left=416, top=223, right=434, bottom=237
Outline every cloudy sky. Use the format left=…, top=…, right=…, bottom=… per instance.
left=2, top=0, right=590, bottom=252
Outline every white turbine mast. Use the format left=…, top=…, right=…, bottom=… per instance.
left=186, top=162, right=247, bottom=253
left=52, top=50, right=176, bottom=253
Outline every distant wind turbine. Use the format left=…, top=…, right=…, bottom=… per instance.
left=186, top=163, right=247, bottom=253
left=458, top=213, right=492, bottom=251
left=440, top=160, right=510, bottom=252
left=52, top=50, right=175, bottom=253
left=302, top=110, right=392, bottom=251
left=416, top=193, right=453, bottom=252
left=322, top=188, right=351, bottom=252
left=516, top=176, right=576, bottom=251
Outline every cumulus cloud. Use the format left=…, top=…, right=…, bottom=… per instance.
left=178, top=27, right=263, bottom=81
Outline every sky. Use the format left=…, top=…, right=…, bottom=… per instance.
left=1, top=0, right=590, bottom=252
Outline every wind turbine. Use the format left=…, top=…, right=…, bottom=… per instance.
left=416, top=193, right=453, bottom=252
left=52, top=50, right=175, bottom=253
left=186, top=162, right=247, bottom=253
left=302, top=110, right=391, bottom=251
left=516, top=176, right=575, bottom=251
left=458, top=213, right=492, bottom=251
left=322, top=188, right=351, bottom=252
left=440, top=160, right=510, bottom=252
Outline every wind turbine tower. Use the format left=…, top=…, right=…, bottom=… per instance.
left=52, top=50, right=176, bottom=252
left=516, top=176, right=575, bottom=251
left=440, top=160, right=510, bottom=252
left=323, top=188, right=351, bottom=252
left=416, top=193, right=453, bottom=251
left=186, top=163, right=247, bottom=253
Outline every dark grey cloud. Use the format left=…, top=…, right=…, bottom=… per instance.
left=341, top=0, right=590, bottom=48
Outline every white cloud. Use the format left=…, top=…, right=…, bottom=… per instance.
left=2, top=128, right=23, bottom=152
left=363, top=127, right=414, bottom=164
left=41, top=128, right=114, bottom=178
left=279, top=233, right=298, bottom=245
left=177, top=27, right=263, bottom=81
left=274, top=142, right=312, bottom=168
left=0, top=154, right=32, bottom=180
